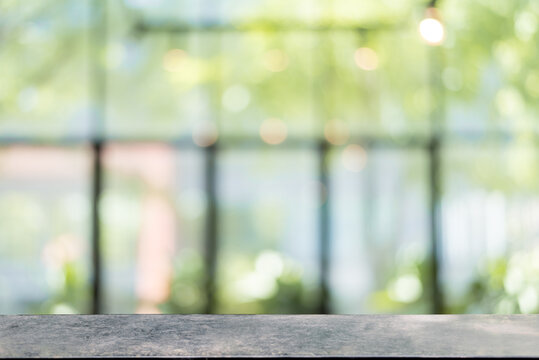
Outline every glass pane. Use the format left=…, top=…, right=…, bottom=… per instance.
left=321, top=26, right=430, bottom=140
left=216, top=148, right=320, bottom=313
left=220, top=33, right=316, bottom=139
left=105, top=1, right=219, bottom=140
left=442, top=143, right=539, bottom=314
left=0, top=0, right=91, bottom=139
left=375, top=27, right=430, bottom=138
left=442, top=1, right=539, bottom=135
left=101, top=144, right=206, bottom=313
left=329, top=145, right=430, bottom=313
left=109, top=1, right=428, bottom=142
left=125, top=0, right=416, bottom=28
left=0, top=145, right=91, bottom=313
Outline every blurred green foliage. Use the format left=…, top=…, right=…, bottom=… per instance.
left=160, top=251, right=207, bottom=314
left=1, top=0, right=539, bottom=315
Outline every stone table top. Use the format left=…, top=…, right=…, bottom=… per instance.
left=1, top=314, right=539, bottom=358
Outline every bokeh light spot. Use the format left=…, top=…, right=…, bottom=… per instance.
left=324, top=119, right=350, bottom=145
left=192, top=121, right=218, bottom=147
left=342, top=144, right=367, bottom=172
left=496, top=87, right=524, bottom=117
left=260, top=118, right=287, bottom=145
left=234, top=272, right=277, bottom=301
left=419, top=10, right=445, bottom=46
left=354, top=47, right=378, bottom=71
left=163, top=48, right=187, bottom=72
left=515, top=11, right=538, bottom=42
left=518, top=287, right=538, bottom=313
left=388, top=274, right=423, bottom=303
left=263, top=49, right=289, bottom=72
left=222, top=85, right=250, bottom=112
left=255, top=251, right=284, bottom=279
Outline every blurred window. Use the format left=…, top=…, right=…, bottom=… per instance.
left=2, top=0, right=539, bottom=315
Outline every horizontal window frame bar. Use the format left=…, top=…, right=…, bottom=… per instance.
left=133, top=20, right=406, bottom=35
left=0, top=132, right=531, bottom=148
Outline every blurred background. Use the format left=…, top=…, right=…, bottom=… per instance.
left=1, top=0, right=539, bottom=315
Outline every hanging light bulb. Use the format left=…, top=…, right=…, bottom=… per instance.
left=419, top=7, right=445, bottom=46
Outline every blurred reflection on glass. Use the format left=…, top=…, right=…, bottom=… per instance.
left=442, top=144, right=539, bottom=314
left=101, top=144, right=205, bottom=313
left=329, top=147, right=430, bottom=314
left=216, top=149, right=320, bottom=313
left=4, top=0, right=539, bottom=316
left=0, top=146, right=91, bottom=313
left=220, top=33, right=315, bottom=139
left=105, top=1, right=219, bottom=140
left=0, top=0, right=91, bottom=139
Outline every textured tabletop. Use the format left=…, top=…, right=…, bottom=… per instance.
left=1, top=315, right=539, bottom=358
